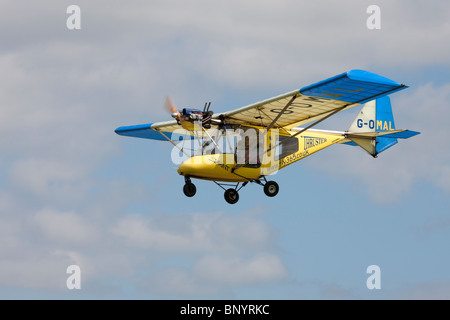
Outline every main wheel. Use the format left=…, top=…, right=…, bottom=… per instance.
left=224, top=188, right=239, bottom=204
left=264, top=181, right=279, bottom=197
left=183, top=183, right=196, bottom=197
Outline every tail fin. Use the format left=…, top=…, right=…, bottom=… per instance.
left=345, top=96, right=419, bottom=157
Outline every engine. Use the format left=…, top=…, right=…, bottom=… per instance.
left=182, top=108, right=204, bottom=121
left=172, top=103, right=217, bottom=129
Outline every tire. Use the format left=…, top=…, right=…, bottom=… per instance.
left=264, top=181, right=279, bottom=197
left=224, top=188, right=239, bottom=204
left=183, top=183, right=196, bottom=197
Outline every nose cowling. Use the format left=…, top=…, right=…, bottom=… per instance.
left=177, top=156, right=207, bottom=176
left=177, top=161, right=191, bottom=176
left=177, top=155, right=232, bottom=181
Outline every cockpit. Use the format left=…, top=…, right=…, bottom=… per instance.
left=196, top=126, right=263, bottom=168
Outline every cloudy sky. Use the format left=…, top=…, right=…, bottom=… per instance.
left=1, top=0, right=449, bottom=299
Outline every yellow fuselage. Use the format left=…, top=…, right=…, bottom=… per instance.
left=177, top=129, right=345, bottom=182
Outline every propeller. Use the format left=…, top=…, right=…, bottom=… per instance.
left=165, top=96, right=181, bottom=122
left=165, top=96, right=194, bottom=130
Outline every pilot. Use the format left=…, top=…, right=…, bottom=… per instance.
left=234, top=128, right=259, bottom=169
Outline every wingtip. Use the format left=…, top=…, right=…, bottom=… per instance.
left=114, top=127, right=124, bottom=135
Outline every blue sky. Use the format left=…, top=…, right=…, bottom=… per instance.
left=0, top=0, right=449, bottom=299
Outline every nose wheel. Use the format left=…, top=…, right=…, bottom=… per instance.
left=183, top=176, right=196, bottom=197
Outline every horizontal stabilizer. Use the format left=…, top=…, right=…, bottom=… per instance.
left=378, top=130, right=420, bottom=139
left=346, top=129, right=420, bottom=140
left=343, top=129, right=420, bottom=157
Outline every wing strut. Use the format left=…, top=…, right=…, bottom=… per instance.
left=156, top=129, right=192, bottom=158
left=265, top=94, right=298, bottom=131
left=267, top=103, right=350, bottom=153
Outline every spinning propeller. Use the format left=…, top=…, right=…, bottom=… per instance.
left=165, top=96, right=183, bottom=123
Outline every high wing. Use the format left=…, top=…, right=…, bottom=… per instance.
left=115, top=70, right=407, bottom=140
left=215, top=69, right=407, bottom=130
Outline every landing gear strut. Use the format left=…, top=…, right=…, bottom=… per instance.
left=213, top=181, right=247, bottom=205
left=183, top=176, right=196, bottom=197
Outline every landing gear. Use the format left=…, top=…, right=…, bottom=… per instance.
left=224, top=188, right=239, bottom=204
left=263, top=181, right=279, bottom=197
left=184, top=177, right=279, bottom=203
left=183, top=176, right=196, bottom=197
left=183, top=183, right=196, bottom=197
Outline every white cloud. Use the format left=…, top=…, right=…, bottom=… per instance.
left=142, top=266, right=220, bottom=297
left=194, top=253, right=288, bottom=286
left=0, top=250, right=73, bottom=290
left=111, top=214, right=194, bottom=251
left=107, top=210, right=285, bottom=296
left=141, top=253, right=288, bottom=297
left=9, top=159, right=87, bottom=197
left=31, top=208, right=97, bottom=244
left=111, top=211, right=274, bottom=254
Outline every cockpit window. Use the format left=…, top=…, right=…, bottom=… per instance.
left=277, top=135, right=298, bottom=159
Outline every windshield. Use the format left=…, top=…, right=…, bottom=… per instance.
left=194, top=128, right=228, bottom=156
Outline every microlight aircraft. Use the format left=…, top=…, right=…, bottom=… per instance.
left=115, top=70, right=419, bottom=204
